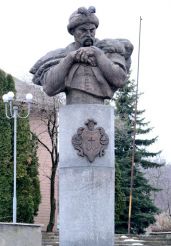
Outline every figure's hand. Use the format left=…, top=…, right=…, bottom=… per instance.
left=90, top=46, right=104, bottom=57
left=74, top=47, right=97, bottom=66
left=75, top=48, right=89, bottom=63
left=68, top=50, right=79, bottom=62
left=87, top=56, right=96, bottom=66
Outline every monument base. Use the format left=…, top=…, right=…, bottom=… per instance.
left=59, top=104, right=115, bottom=246
left=0, top=223, right=42, bottom=246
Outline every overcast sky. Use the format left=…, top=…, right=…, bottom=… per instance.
left=0, top=0, right=171, bottom=163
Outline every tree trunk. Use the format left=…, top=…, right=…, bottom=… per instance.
left=46, top=163, right=57, bottom=232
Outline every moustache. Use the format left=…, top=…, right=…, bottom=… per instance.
left=81, top=37, right=95, bottom=47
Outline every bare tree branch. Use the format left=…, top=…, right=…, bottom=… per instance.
left=37, top=136, right=52, bottom=154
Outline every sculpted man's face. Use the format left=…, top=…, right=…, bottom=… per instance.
left=73, top=23, right=96, bottom=47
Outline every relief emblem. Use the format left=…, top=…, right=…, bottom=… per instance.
left=72, top=119, right=109, bottom=162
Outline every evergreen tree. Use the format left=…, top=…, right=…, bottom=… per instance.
left=0, top=69, right=41, bottom=223
left=114, top=79, right=161, bottom=234
left=0, top=70, right=13, bottom=221
left=16, top=113, right=41, bottom=223
left=115, top=116, right=127, bottom=224
left=115, top=162, right=126, bottom=223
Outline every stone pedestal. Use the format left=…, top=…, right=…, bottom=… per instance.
left=0, top=223, right=42, bottom=246
left=59, top=104, right=114, bottom=246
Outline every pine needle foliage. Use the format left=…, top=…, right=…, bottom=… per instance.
left=114, top=79, right=162, bottom=234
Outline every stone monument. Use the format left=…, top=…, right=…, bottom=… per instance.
left=30, top=6, right=133, bottom=246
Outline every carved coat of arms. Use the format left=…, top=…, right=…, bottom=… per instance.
left=72, top=119, right=109, bottom=162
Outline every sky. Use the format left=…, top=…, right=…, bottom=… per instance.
left=0, top=0, right=171, bottom=163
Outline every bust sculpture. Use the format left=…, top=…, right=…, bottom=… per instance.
left=30, top=6, right=133, bottom=104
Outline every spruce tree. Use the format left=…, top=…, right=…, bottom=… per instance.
left=114, top=79, right=161, bottom=234
left=0, top=69, right=40, bottom=223
left=115, top=162, right=126, bottom=223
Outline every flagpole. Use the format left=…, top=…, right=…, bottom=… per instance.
left=128, top=16, right=142, bottom=235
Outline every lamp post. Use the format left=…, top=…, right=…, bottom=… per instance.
left=2, top=91, right=33, bottom=223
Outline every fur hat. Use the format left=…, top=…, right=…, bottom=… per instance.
left=67, top=6, right=99, bottom=35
